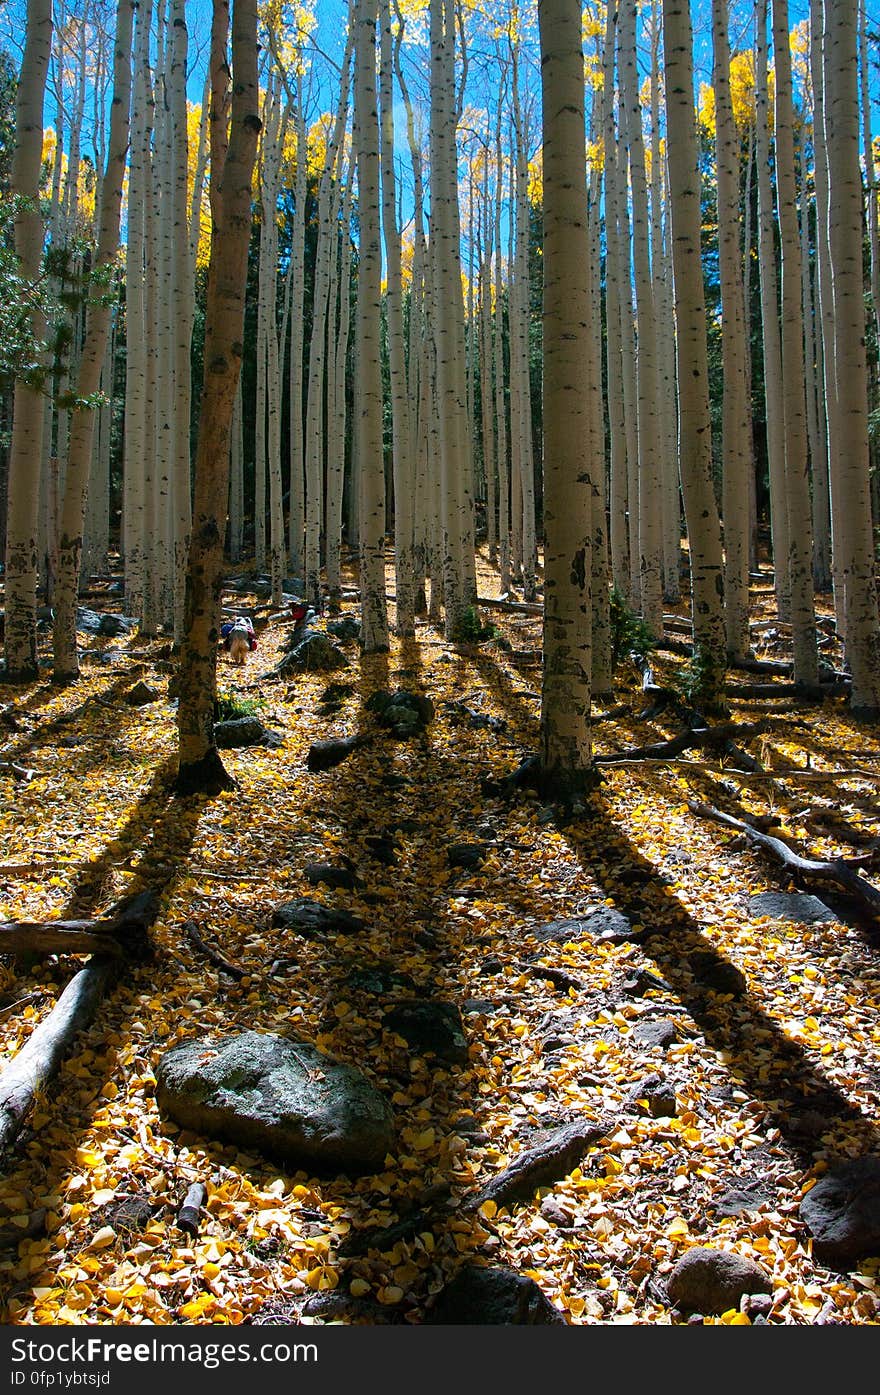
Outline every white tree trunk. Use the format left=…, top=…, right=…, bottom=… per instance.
left=3, top=0, right=53, bottom=682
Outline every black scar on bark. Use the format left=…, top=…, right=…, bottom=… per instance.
left=569, top=549, right=586, bottom=589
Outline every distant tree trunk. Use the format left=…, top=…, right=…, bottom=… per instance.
left=772, top=0, right=819, bottom=690
left=305, top=37, right=353, bottom=609
left=493, top=83, right=511, bottom=596
left=52, top=0, right=134, bottom=683
left=754, top=0, right=789, bottom=616
left=619, top=0, right=663, bottom=637
left=379, top=0, right=415, bottom=636
left=821, top=0, right=880, bottom=716
left=538, top=0, right=596, bottom=799
left=175, top=0, right=260, bottom=794
left=602, top=2, right=629, bottom=599
left=287, top=91, right=307, bottom=580
left=354, top=0, right=389, bottom=652
left=123, top=0, right=153, bottom=619
left=510, top=50, right=537, bottom=602
left=662, top=0, right=727, bottom=710
left=712, top=0, right=750, bottom=661
left=325, top=153, right=354, bottom=608
left=651, top=0, right=680, bottom=603
left=3, top=0, right=53, bottom=683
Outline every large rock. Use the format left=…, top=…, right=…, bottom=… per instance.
left=279, top=631, right=349, bottom=673
left=665, top=1247, right=773, bottom=1315
left=532, top=906, right=634, bottom=944
left=799, top=1157, right=880, bottom=1269
left=156, top=1031, right=394, bottom=1175
left=215, top=717, right=265, bottom=748
left=425, top=1265, right=565, bottom=1325
left=748, top=891, right=840, bottom=925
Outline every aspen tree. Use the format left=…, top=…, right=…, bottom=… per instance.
left=123, top=0, right=153, bottom=619
left=662, top=0, right=727, bottom=709
left=712, top=0, right=750, bottom=661
left=601, top=0, right=629, bottom=599
left=353, top=0, right=389, bottom=652
left=304, top=37, right=353, bottom=608
left=175, top=0, right=261, bottom=794
left=821, top=0, right=880, bottom=715
left=379, top=0, right=416, bottom=636
left=52, top=0, right=134, bottom=682
left=772, top=0, right=819, bottom=690
left=618, top=0, right=663, bottom=636
left=3, top=0, right=53, bottom=682
left=754, top=0, right=789, bottom=617
left=538, top=0, right=597, bottom=799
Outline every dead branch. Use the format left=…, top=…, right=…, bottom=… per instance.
left=177, top=1182, right=208, bottom=1236
left=595, top=721, right=767, bottom=766
left=0, top=992, right=50, bottom=1022
left=689, top=801, right=880, bottom=918
left=0, top=956, right=115, bottom=1153
left=183, top=920, right=246, bottom=980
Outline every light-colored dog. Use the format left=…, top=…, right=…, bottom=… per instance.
left=227, top=619, right=253, bottom=665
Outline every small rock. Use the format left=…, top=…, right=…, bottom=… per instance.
left=624, top=1074, right=677, bottom=1118
left=540, top=1198, right=575, bottom=1229
left=382, top=999, right=468, bottom=1064
left=425, top=1264, right=566, bottom=1325
left=215, top=717, right=265, bottom=747
left=632, top=1018, right=678, bottom=1050
left=271, top=898, right=366, bottom=938
left=126, top=680, right=160, bottom=707
left=326, top=616, right=361, bottom=641
left=280, top=632, right=349, bottom=673
left=665, top=1247, right=773, bottom=1315
left=447, top=843, right=486, bottom=871
left=306, top=735, right=362, bottom=771
left=709, top=1184, right=773, bottom=1218
left=304, top=862, right=358, bottom=891
left=688, top=951, right=747, bottom=997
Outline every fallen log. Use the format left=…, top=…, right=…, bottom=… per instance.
left=689, top=801, right=880, bottom=918
left=0, top=956, right=115, bottom=1153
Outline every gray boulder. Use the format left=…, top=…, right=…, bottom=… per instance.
left=799, top=1157, right=880, bottom=1269
left=748, top=891, right=840, bottom=924
left=215, top=717, right=265, bottom=748
left=665, top=1247, right=773, bottom=1314
left=156, top=1031, right=394, bottom=1175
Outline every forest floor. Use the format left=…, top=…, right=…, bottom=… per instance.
left=1, top=549, right=879, bottom=1326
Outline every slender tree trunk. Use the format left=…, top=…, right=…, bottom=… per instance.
left=175, top=0, right=261, bottom=794
left=3, top=0, right=53, bottom=683
left=354, top=0, right=389, bottom=652
left=52, top=0, right=134, bottom=683
left=712, top=0, right=750, bottom=661
left=619, top=0, right=663, bottom=637
left=754, top=0, right=789, bottom=617
left=379, top=0, right=415, bottom=635
left=822, top=0, right=880, bottom=715
left=772, top=0, right=819, bottom=690
left=663, top=0, right=727, bottom=709
left=538, top=0, right=596, bottom=798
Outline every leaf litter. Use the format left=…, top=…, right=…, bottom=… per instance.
left=1, top=557, right=879, bottom=1326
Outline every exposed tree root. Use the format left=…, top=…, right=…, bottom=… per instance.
left=595, top=720, right=768, bottom=766
left=689, top=800, right=880, bottom=919
left=183, top=920, right=246, bottom=980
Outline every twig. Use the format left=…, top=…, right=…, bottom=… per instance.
left=183, top=921, right=246, bottom=980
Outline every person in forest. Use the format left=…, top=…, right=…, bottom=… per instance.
left=221, top=615, right=257, bottom=665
